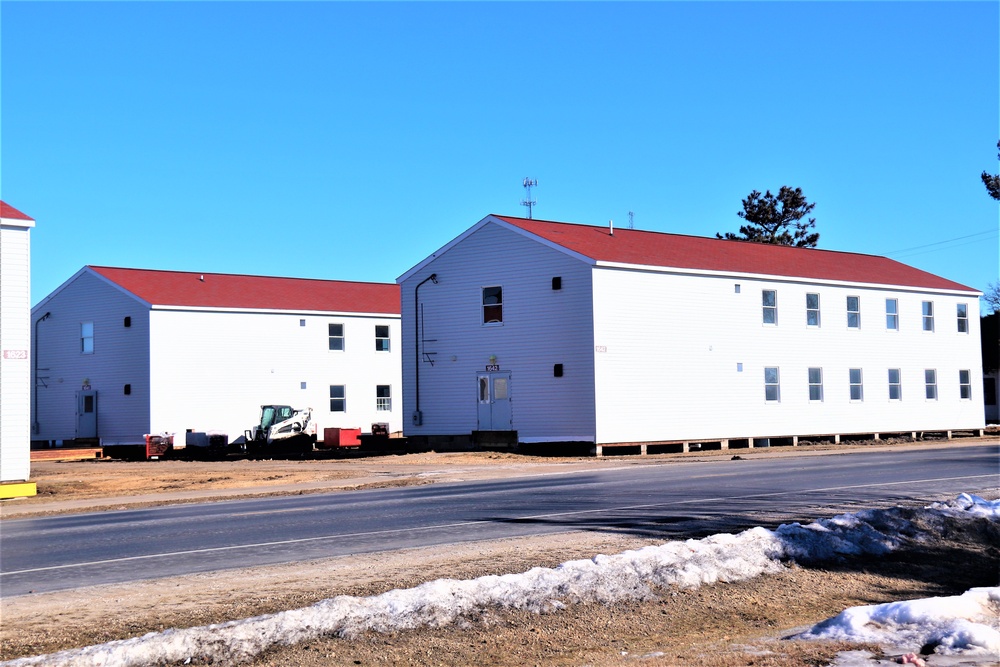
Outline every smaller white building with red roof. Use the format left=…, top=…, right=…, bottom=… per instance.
left=1, top=202, right=37, bottom=496
left=398, top=214, right=985, bottom=451
left=31, top=267, right=401, bottom=448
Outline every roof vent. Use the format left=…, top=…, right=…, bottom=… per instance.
left=609, top=219, right=614, bottom=236
left=199, top=275, right=204, bottom=282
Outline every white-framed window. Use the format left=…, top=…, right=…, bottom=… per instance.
left=959, top=370, right=971, bottom=400
left=924, top=369, right=937, bottom=400
left=849, top=368, right=864, bottom=401
left=888, top=368, right=902, bottom=401
left=81, top=322, right=94, bottom=354
left=806, top=293, right=820, bottom=327
left=957, top=303, right=968, bottom=333
left=762, top=290, right=777, bottom=325
left=482, top=286, right=503, bottom=324
left=808, top=367, right=823, bottom=401
left=922, top=301, right=934, bottom=332
left=330, top=385, right=346, bottom=412
left=847, top=296, right=860, bottom=329
left=329, top=323, right=345, bottom=351
left=764, top=367, right=780, bottom=402
left=885, top=298, right=898, bottom=330
left=375, top=325, right=390, bottom=352
left=376, top=385, right=392, bottom=411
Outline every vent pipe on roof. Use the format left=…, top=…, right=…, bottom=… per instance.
left=199, top=275, right=204, bottom=282
left=609, top=219, right=614, bottom=236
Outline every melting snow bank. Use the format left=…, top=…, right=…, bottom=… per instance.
left=4, top=493, right=998, bottom=667
left=798, top=586, right=1000, bottom=658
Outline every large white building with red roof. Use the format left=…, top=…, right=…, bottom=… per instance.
left=398, top=214, right=985, bottom=451
left=1, top=202, right=38, bottom=496
left=30, top=266, right=401, bottom=448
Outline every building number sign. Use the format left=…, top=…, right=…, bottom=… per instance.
left=485, top=364, right=500, bottom=371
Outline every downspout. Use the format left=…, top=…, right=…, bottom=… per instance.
left=412, top=273, right=437, bottom=426
left=32, top=311, right=51, bottom=435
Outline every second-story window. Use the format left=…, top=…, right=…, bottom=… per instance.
left=762, top=290, right=777, bottom=325
left=483, top=286, right=503, bottom=324
left=847, top=296, right=860, bottom=329
left=957, top=303, right=969, bottom=333
left=81, top=322, right=94, bottom=354
left=329, top=323, right=345, bottom=351
left=886, top=298, right=898, bottom=330
left=922, top=301, right=934, bottom=331
left=806, top=293, right=820, bottom=326
left=375, top=325, right=390, bottom=351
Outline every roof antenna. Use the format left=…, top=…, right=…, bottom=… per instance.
left=628, top=211, right=634, bottom=229
left=521, top=178, right=537, bottom=219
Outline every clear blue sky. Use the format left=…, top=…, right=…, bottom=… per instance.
left=3, top=1, right=997, bottom=310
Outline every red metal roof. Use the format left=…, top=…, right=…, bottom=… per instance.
left=0, top=201, right=34, bottom=221
left=494, top=215, right=975, bottom=292
left=88, top=266, right=400, bottom=314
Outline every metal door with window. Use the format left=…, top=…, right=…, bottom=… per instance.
left=76, top=390, right=98, bottom=439
left=477, top=371, right=512, bottom=431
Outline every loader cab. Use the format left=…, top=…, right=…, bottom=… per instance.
left=260, top=405, right=294, bottom=431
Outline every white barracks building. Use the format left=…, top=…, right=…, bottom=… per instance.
left=399, top=215, right=985, bottom=452
left=31, top=267, right=401, bottom=447
left=1, top=202, right=37, bottom=498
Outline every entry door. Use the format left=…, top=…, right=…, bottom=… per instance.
left=76, top=390, right=98, bottom=439
left=477, top=372, right=512, bottom=431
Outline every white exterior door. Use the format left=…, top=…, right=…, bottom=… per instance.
left=76, top=390, right=98, bottom=439
left=477, top=371, right=512, bottom=431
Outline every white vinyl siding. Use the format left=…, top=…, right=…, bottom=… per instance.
left=32, top=268, right=402, bottom=445
left=401, top=222, right=596, bottom=442
left=31, top=271, right=152, bottom=445
left=401, top=216, right=986, bottom=445
left=1, top=220, right=34, bottom=482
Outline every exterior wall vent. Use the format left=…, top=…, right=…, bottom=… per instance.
left=554, top=363, right=564, bottom=377
left=552, top=277, right=562, bottom=290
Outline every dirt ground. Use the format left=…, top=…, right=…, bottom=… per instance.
left=2, top=440, right=998, bottom=666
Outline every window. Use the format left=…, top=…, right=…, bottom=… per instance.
left=924, top=369, right=937, bottom=400
left=81, top=322, right=94, bottom=354
left=885, top=299, right=898, bottom=330
left=376, top=385, right=392, bottom=411
left=300, top=319, right=306, bottom=327
left=328, top=323, right=344, bottom=351
left=762, top=290, right=777, bottom=324
left=888, top=369, right=902, bottom=401
left=922, top=301, right=934, bottom=331
left=957, top=303, right=968, bottom=333
left=329, top=385, right=346, bottom=412
left=847, top=296, right=860, bottom=329
left=764, top=367, right=780, bottom=402
left=959, top=370, right=971, bottom=400
left=483, top=286, right=503, bottom=324
left=806, top=293, right=820, bottom=326
left=375, top=325, right=390, bottom=352
left=849, top=368, right=863, bottom=401
left=808, top=367, right=823, bottom=401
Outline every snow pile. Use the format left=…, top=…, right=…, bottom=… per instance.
left=3, top=494, right=997, bottom=667
left=799, top=587, right=1000, bottom=657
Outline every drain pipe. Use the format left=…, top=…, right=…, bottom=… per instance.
left=32, top=311, right=51, bottom=435
left=412, top=273, right=437, bottom=426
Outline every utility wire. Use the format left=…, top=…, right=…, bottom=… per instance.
left=882, top=228, right=998, bottom=257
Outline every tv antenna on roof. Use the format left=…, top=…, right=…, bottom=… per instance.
left=521, top=178, right=537, bottom=219
left=628, top=211, right=634, bottom=229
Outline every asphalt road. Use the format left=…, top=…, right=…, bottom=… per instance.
left=3, top=444, right=997, bottom=596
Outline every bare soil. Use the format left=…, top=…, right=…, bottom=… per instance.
left=2, top=440, right=998, bottom=666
